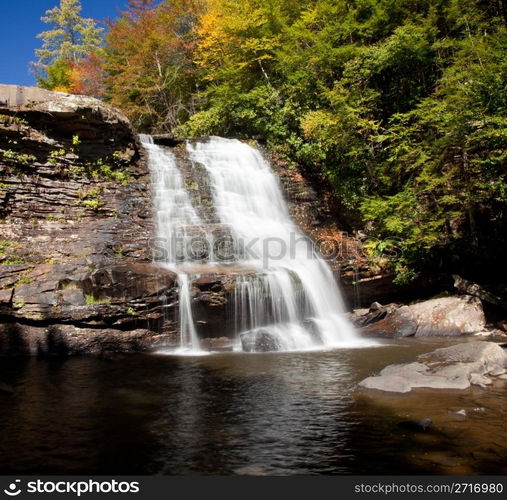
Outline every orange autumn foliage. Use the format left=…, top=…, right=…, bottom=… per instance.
left=68, top=52, right=106, bottom=97
left=103, top=0, right=205, bottom=131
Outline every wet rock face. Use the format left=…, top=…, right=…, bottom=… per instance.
left=0, top=323, right=159, bottom=356
left=265, top=148, right=447, bottom=308
left=267, top=150, right=366, bottom=275
left=240, top=329, right=281, bottom=352
left=0, top=85, right=181, bottom=355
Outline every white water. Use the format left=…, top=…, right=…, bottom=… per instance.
left=187, top=137, right=360, bottom=350
left=140, top=134, right=202, bottom=352
left=142, top=134, right=362, bottom=352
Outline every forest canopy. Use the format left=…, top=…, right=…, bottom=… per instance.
left=34, top=0, right=507, bottom=283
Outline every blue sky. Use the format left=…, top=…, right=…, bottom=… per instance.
left=0, top=0, right=126, bottom=86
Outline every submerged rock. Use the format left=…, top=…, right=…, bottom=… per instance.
left=452, top=409, right=467, bottom=419
left=360, top=375, right=412, bottom=393
left=240, top=329, right=281, bottom=352
left=201, top=336, right=233, bottom=352
left=398, top=418, right=432, bottom=432
left=359, top=341, right=507, bottom=393
left=0, top=382, right=14, bottom=394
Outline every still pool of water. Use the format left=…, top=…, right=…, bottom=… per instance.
left=0, top=338, right=505, bottom=475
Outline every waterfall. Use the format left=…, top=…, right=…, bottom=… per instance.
left=187, top=137, right=358, bottom=350
left=140, top=134, right=202, bottom=352
left=142, top=134, right=362, bottom=352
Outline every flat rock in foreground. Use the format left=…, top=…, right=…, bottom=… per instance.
left=359, top=341, right=507, bottom=393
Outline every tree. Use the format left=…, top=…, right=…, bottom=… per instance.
left=179, top=0, right=303, bottom=140
left=37, top=58, right=72, bottom=92
left=68, top=52, right=106, bottom=97
left=103, top=0, right=205, bottom=131
left=178, top=0, right=507, bottom=282
left=34, top=0, right=103, bottom=91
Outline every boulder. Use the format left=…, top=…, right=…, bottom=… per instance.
left=417, top=341, right=505, bottom=366
left=359, top=295, right=486, bottom=338
left=350, top=302, right=401, bottom=328
left=0, top=84, right=134, bottom=146
left=201, top=336, right=233, bottom=352
left=240, top=329, right=281, bottom=352
left=361, top=305, right=417, bottom=337
left=411, top=296, right=485, bottom=337
left=359, top=341, right=507, bottom=393
left=398, top=418, right=432, bottom=432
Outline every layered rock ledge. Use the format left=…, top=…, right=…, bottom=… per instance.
left=2, top=85, right=476, bottom=355
left=0, top=85, right=175, bottom=354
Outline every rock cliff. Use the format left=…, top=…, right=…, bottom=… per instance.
left=0, top=85, right=177, bottom=355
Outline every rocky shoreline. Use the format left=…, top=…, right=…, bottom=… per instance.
left=352, top=291, right=507, bottom=394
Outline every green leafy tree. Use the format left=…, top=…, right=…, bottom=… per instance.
left=34, top=0, right=103, bottom=90
left=93, top=0, right=507, bottom=282
left=37, top=58, right=72, bottom=91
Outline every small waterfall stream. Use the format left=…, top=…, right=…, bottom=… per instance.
left=141, top=135, right=362, bottom=352
left=140, top=134, right=202, bottom=352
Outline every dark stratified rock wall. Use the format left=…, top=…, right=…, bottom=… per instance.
left=0, top=85, right=178, bottom=355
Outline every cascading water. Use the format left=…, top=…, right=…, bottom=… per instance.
left=141, top=134, right=362, bottom=352
left=187, top=138, right=358, bottom=350
left=140, top=134, right=202, bottom=352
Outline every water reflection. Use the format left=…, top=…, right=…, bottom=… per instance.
left=0, top=339, right=505, bottom=475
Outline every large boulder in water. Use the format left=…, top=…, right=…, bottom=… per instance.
left=360, top=295, right=486, bottom=337
left=411, top=295, right=485, bottom=337
left=240, top=329, right=281, bottom=352
left=360, top=305, right=417, bottom=338
left=359, top=341, right=507, bottom=393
